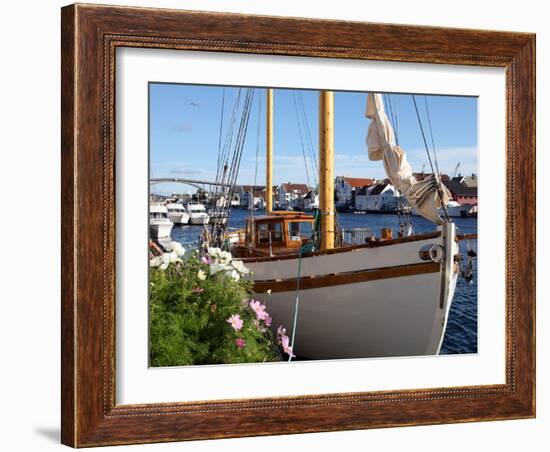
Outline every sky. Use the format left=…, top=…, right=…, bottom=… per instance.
left=149, top=83, right=478, bottom=195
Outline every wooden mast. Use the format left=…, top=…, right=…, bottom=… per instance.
left=319, top=90, right=335, bottom=250
left=266, top=88, right=273, bottom=214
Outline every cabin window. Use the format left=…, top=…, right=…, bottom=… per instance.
left=288, top=221, right=314, bottom=241
left=257, top=222, right=283, bottom=244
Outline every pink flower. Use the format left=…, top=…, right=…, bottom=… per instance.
left=235, top=338, right=246, bottom=349
left=192, top=287, right=204, bottom=293
left=201, top=255, right=212, bottom=265
left=264, top=315, right=272, bottom=327
left=277, top=325, right=286, bottom=339
left=280, top=334, right=296, bottom=358
left=226, top=314, right=243, bottom=331
left=249, top=300, right=269, bottom=321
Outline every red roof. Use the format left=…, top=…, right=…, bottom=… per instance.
left=342, top=177, right=375, bottom=188
left=412, top=172, right=450, bottom=182
left=280, top=183, right=309, bottom=194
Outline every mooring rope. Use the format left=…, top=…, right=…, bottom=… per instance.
left=288, top=246, right=304, bottom=362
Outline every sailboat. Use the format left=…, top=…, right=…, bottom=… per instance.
left=228, top=90, right=470, bottom=360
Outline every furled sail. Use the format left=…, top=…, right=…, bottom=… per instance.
left=365, top=93, right=451, bottom=224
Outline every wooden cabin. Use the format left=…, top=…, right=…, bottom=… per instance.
left=230, top=211, right=315, bottom=258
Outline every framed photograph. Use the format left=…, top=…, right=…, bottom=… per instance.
left=61, top=3, right=535, bottom=447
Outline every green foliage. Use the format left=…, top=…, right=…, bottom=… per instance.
left=149, top=252, right=281, bottom=366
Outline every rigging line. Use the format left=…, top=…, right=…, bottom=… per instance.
left=412, top=95, right=436, bottom=176
left=216, top=88, right=226, bottom=178
left=298, top=92, right=319, bottom=185
left=288, top=246, right=303, bottom=362
left=384, top=94, right=399, bottom=146
left=412, top=95, right=450, bottom=222
left=252, top=91, right=262, bottom=219
left=226, top=91, right=253, bottom=220
left=292, top=92, right=312, bottom=189
left=216, top=89, right=244, bottom=208
left=254, top=91, right=262, bottom=187
left=226, top=89, right=255, bottom=217
left=423, top=95, right=440, bottom=175
left=212, top=89, right=226, bottom=209
left=387, top=94, right=399, bottom=145
left=212, top=89, right=248, bottom=236
left=218, top=89, right=242, bottom=183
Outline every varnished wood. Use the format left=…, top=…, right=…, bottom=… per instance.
left=61, top=3, right=535, bottom=447
left=266, top=88, right=273, bottom=214
left=319, top=90, right=335, bottom=249
left=253, top=261, right=440, bottom=293
left=457, top=233, right=478, bottom=241
left=241, top=230, right=442, bottom=263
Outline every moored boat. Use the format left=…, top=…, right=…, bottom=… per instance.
left=150, top=203, right=173, bottom=239
left=224, top=90, right=473, bottom=360
left=166, top=202, right=190, bottom=225
left=187, top=202, right=210, bottom=225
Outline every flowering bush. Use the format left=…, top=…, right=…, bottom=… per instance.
left=149, top=243, right=284, bottom=366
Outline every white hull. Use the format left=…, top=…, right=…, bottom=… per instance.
left=445, top=205, right=469, bottom=217
left=149, top=221, right=173, bottom=239
left=189, top=215, right=210, bottom=225
left=168, top=212, right=190, bottom=225
left=245, top=223, right=458, bottom=359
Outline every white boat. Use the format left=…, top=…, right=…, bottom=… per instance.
left=166, top=202, right=190, bottom=225
left=244, top=223, right=456, bottom=359
left=444, top=200, right=469, bottom=217
left=149, top=203, right=173, bottom=239
left=229, top=91, right=468, bottom=360
left=187, top=202, right=210, bottom=225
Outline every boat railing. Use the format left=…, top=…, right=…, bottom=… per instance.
left=342, top=228, right=374, bottom=245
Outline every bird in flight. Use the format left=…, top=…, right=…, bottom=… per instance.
left=190, top=102, right=200, bottom=108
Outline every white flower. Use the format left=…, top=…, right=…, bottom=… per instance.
left=218, top=250, right=233, bottom=265
left=226, top=268, right=240, bottom=281
left=149, top=256, right=162, bottom=268
left=168, top=251, right=182, bottom=264
left=208, top=247, right=222, bottom=258
left=165, top=241, right=185, bottom=257
left=159, top=253, right=171, bottom=270
left=210, top=262, right=229, bottom=275
left=197, top=269, right=207, bottom=281
left=231, top=259, right=250, bottom=275
left=150, top=252, right=180, bottom=270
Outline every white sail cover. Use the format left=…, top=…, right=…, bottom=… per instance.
left=365, top=93, right=451, bottom=224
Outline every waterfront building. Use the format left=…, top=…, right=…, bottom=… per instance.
left=278, top=183, right=309, bottom=209
left=334, top=176, right=375, bottom=210
left=355, top=182, right=400, bottom=212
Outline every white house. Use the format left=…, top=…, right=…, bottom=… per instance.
left=303, top=191, right=319, bottom=211
left=334, top=176, right=375, bottom=209
left=278, top=183, right=309, bottom=209
left=235, top=185, right=265, bottom=208
left=355, top=183, right=400, bottom=212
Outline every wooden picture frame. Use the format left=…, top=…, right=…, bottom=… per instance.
left=61, top=3, right=535, bottom=447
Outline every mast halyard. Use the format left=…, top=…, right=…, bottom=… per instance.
left=266, top=88, right=274, bottom=214
left=319, top=90, right=335, bottom=250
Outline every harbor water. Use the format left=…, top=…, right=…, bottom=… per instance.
left=169, top=208, right=478, bottom=355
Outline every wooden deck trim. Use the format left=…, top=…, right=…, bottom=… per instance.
left=253, top=261, right=440, bottom=293
left=241, top=231, right=442, bottom=264
left=457, top=233, right=478, bottom=241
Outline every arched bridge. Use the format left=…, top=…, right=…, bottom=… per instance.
left=150, top=177, right=231, bottom=191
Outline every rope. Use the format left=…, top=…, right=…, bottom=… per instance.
left=216, top=88, right=225, bottom=179
left=412, top=95, right=450, bottom=223
left=252, top=93, right=262, bottom=219
left=288, top=246, right=304, bottom=362
left=292, top=92, right=312, bottom=188
left=297, top=92, right=319, bottom=188
left=423, top=96, right=441, bottom=175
